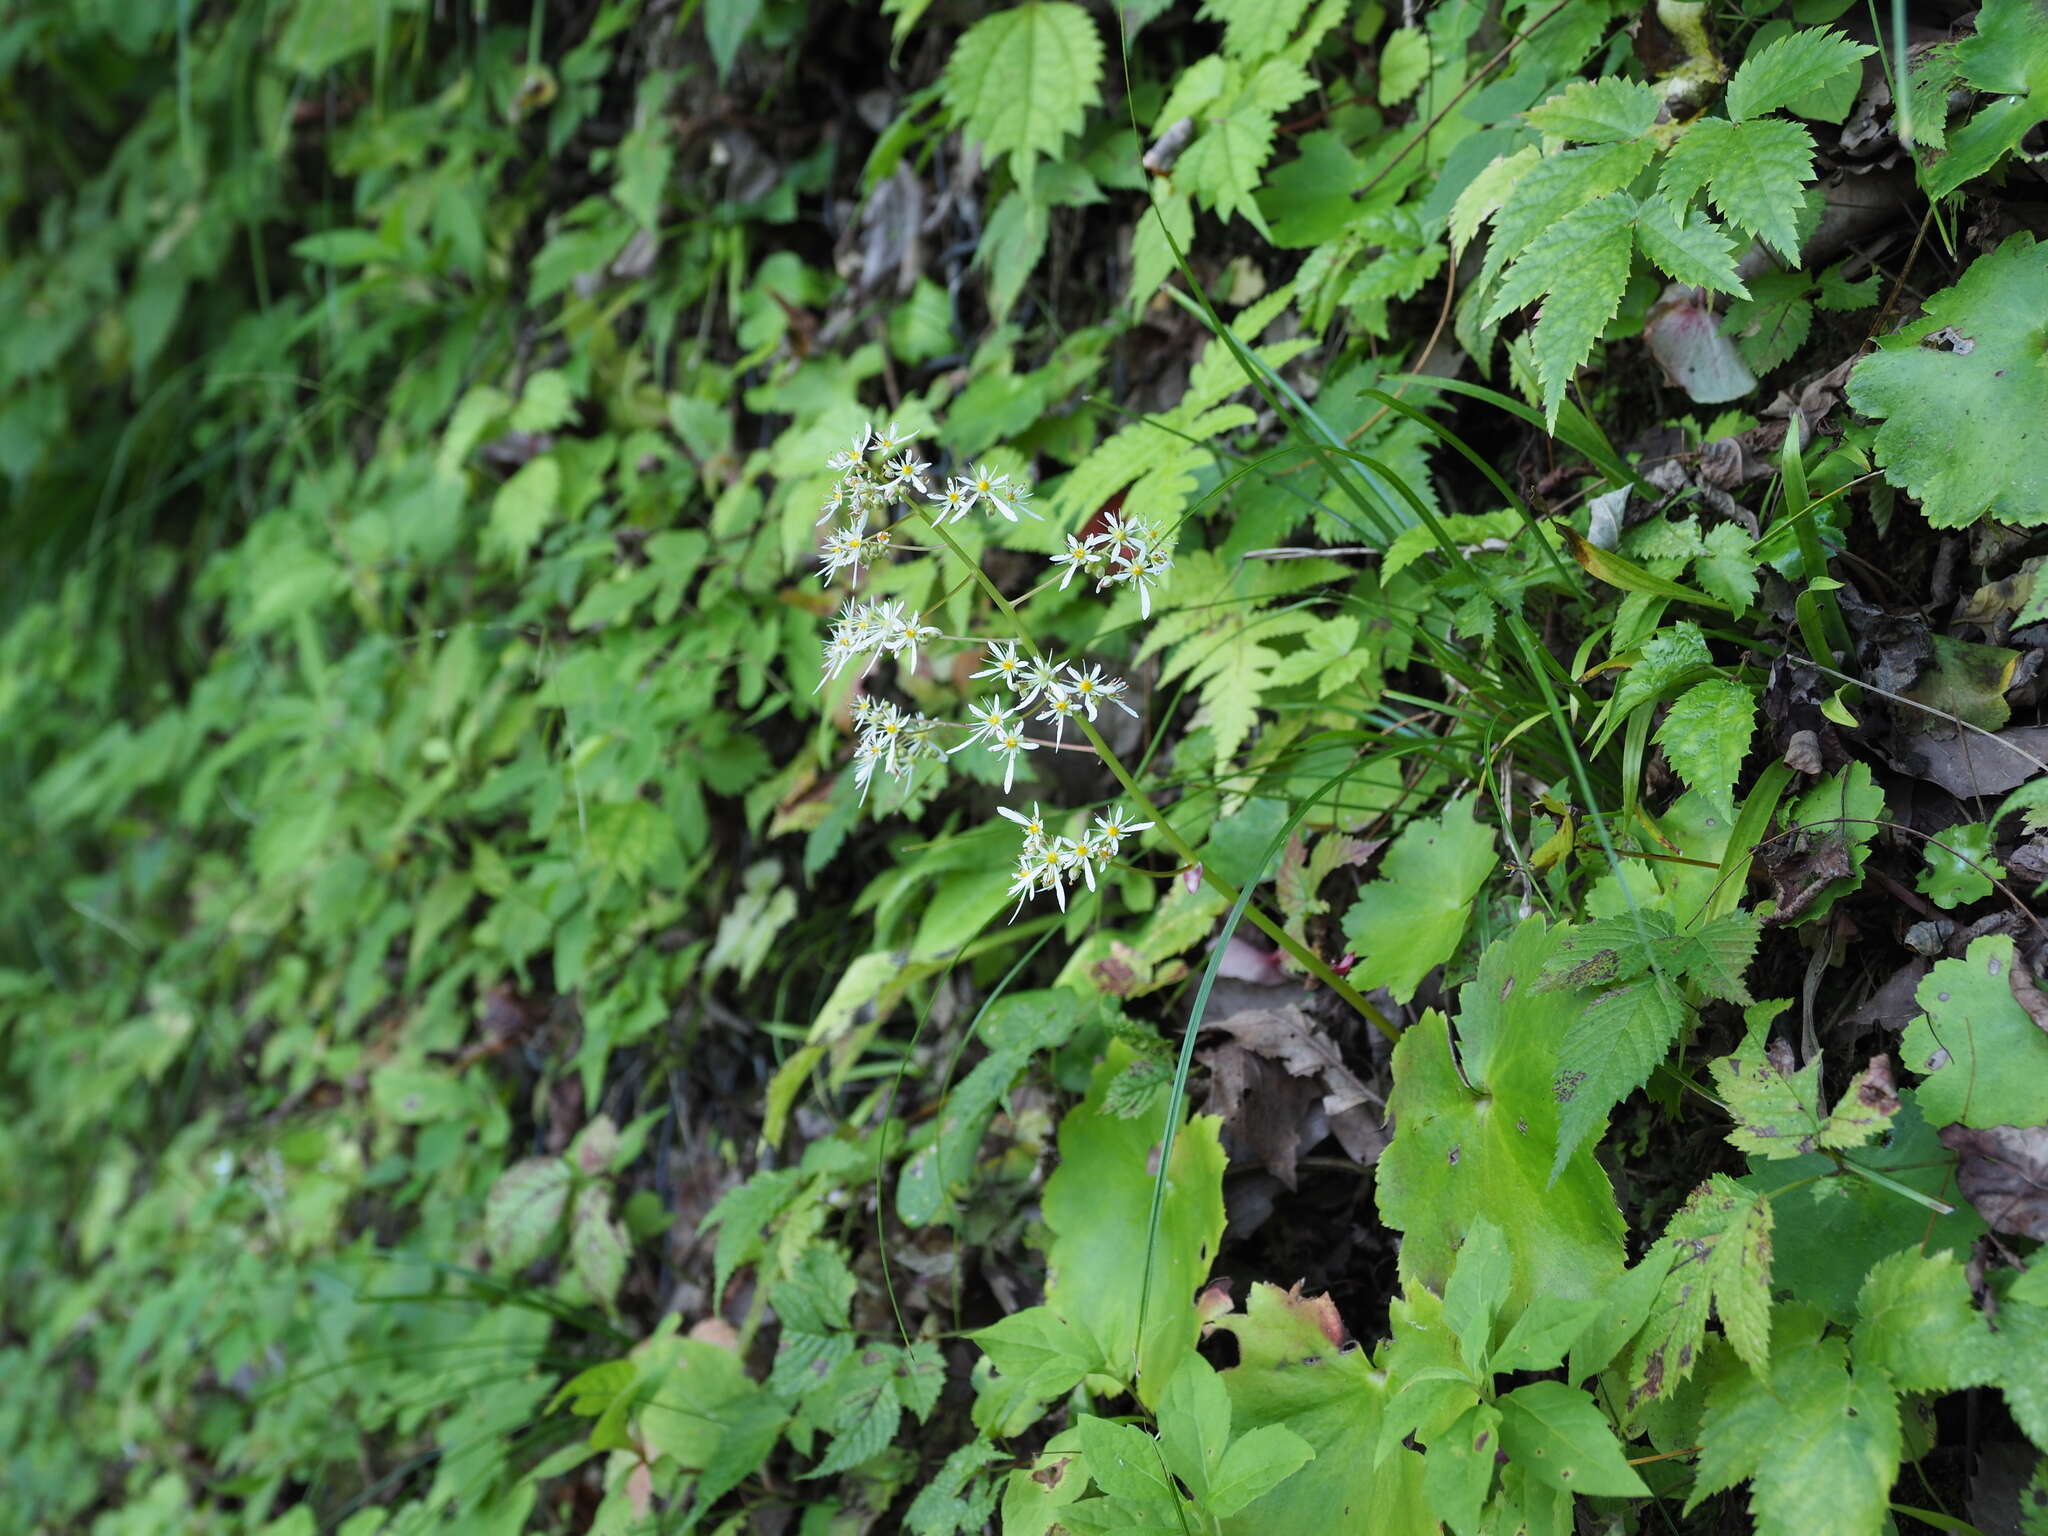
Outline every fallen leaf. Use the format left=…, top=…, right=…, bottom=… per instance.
left=1198, top=1004, right=1386, bottom=1185
left=1892, top=726, right=2048, bottom=799
left=2010, top=953, right=2048, bottom=1036
left=1938, top=1124, right=2048, bottom=1240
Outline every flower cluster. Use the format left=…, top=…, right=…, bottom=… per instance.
left=849, top=696, right=944, bottom=804
left=1047, top=511, right=1176, bottom=618
left=815, top=422, right=1039, bottom=590
left=1001, top=802, right=1153, bottom=913
left=817, top=598, right=941, bottom=688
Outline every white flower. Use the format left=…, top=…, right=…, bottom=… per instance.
left=989, top=724, right=1036, bottom=794
left=999, top=479, right=1038, bottom=521
left=1035, top=689, right=1081, bottom=747
left=1015, top=655, right=1066, bottom=710
left=1069, top=833, right=1109, bottom=890
left=1006, top=846, right=1047, bottom=916
left=949, top=698, right=1015, bottom=755
left=1023, top=836, right=1078, bottom=910
left=1049, top=533, right=1104, bottom=590
left=1090, top=805, right=1154, bottom=858
left=971, top=639, right=1028, bottom=690
left=852, top=737, right=887, bottom=803
left=817, top=517, right=869, bottom=585
left=997, top=802, right=1050, bottom=850
left=882, top=608, right=940, bottom=674
left=931, top=480, right=975, bottom=524
left=884, top=453, right=929, bottom=495
left=1111, top=545, right=1172, bottom=619
left=868, top=420, right=916, bottom=456
left=1062, top=661, right=1138, bottom=721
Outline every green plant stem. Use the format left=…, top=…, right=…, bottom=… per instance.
left=916, top=513, right=1398, bottom=1042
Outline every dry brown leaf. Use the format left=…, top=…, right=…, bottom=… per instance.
left=1938, top=1123, right=2048, bottom=1240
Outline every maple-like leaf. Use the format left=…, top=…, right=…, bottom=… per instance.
left=1343, top=795, right=1496, bottom=1003
left=1846, top=233, right=2048, bottom=529
left=1901, top=935, right=2048, bottom=1128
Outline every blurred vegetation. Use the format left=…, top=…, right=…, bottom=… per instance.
left=4, top=1, right=2048, bottom=1533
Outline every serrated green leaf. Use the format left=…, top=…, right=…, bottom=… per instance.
left=1482, top=139, right=1658, bottom=288
left=488, top=455, right=560, bottom=568
left=1524, top=76, right=1662, bottom=143
left=1997, top=1296, right=2048, bottom=1448
left=1846, top=234, right=2048, bottom=529
left=1634, top=195, right=1750, bottom=295
left=1484, top=192, right=1637, bottom=428
left=973, top=1306, right=1096, bottom=1401
left=1658, top=678, right=1756, bottom=817
left=943, top=2, right=1104, bottom=173
left=1175, top=57, right=1316, bottom=233
left=1554, top=974, right=1689, bottom=1176
left=1342, top=794, right=1496, bottom=1003
left=1661, top=116, right=1816, bottom=261
left=1727, top=27, right=1874, bottom=122
left=1724, top=268, right=1816, bottom=373
left=1198, top=0, right=1315, bottom=59
left=1693, top=522, right=1760, bottom=613
left=1497, top=1380, right=1649, bottom=1496
left=1901, top=935, right=2048, bottom=1128
left=1379, top=26, right=1431, bottom=105
left=1850, top=1248, right=2000, bottom=1393
left=1687, top=1305, right=1902, bottom=1536
left=1450, top=145, right=1540, bottom=255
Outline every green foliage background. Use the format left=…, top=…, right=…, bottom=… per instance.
left=4, top=0, right=2047, bottom=1533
